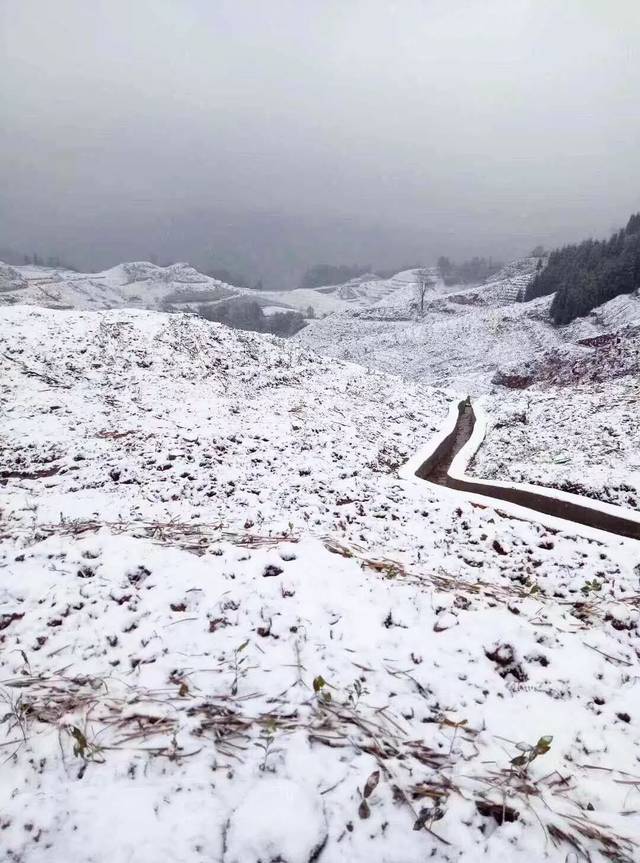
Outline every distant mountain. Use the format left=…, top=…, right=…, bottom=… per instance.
left=0, top=258, right=438, bottom=320
left=0, top=260, right=243, bottom=312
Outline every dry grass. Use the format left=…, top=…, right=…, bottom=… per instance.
left=1, top=522, right=637, bottom=858
left=2, top=658, right=637, bottom=858
left=3, top=517, right=300, bottom=554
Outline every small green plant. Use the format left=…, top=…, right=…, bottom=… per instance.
left=255, top=719, right=278, bottom=772
left=581, top=578, right=603, bottom=596
left=231, top=639, right=249, bottom=696
left=69, top=725, right=105, bottom=765
left=346, top=678, right=368, bottom=709
left=510, top=735, right=553, bottom=772
left=312, top=674, right=332, bottom=703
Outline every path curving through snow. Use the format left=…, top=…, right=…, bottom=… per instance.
left=415, top=400, right=640, bottom=542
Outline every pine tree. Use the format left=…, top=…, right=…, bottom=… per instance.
left=526, top=211, right=640, bottom=324
left=625, top=212, right=640, bottom=235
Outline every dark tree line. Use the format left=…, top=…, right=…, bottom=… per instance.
left=525, top=213, right=640, bottom=325
left=197, top=299, right=306, bottom=336
left=437, top=256, right=502, bottom=286
left=375, top=263, right=423, bottom=279
left=18, top=252, right=77, bottom=270
left=204, top=266, right=262, bottom=290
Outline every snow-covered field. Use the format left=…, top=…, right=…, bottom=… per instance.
left=473, top=377, right=640, bottom=510
left=2, top=306, right=640, bottom=862
left=296, top=292, right=561, bottom=394
left=295, top=259, right=557, bottom=393
left=296, top=261, right=640, bottom=394
left=470, top=293, right=640, bottom=510
left=473, top=316, right=640, bottom=511
left=296, top=259, right=640, bottom=514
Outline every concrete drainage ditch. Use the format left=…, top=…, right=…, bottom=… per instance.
left=416, top=400, right=640, bottom=542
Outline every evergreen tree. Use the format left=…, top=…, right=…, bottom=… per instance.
left=625, top=212, right=640, bottom=235
left=436, top=255, right=502, bottom=286
left=526, top=211, right=640, bottom=324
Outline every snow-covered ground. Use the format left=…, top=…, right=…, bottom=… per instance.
left=294, top=259, right=585, bottom=394
left=243, top=269, right=440, bottom=316
left=473, top=314, right=640, bottom=511
left=296, top=260, right=640, bottom=395
left=0, top=260, right=428, bottom=319
left=473, top=377, right=640, bottom=510
left=276, top=259, right=540, bottom=324
left=296, top=292, right=560, bottom=394
left=0, top=256, right=543, bottom=325
left=0, top=260, right=243, bottom=312
left=2, top=306, right=640, bottom=862
left=296, top=258, right=640, bottom=512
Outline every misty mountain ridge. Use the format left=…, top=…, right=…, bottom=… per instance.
left=0, top=257, right=430, bottom=317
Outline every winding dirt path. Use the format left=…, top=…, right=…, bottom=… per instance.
left=416, top=401, right=640, bottom=541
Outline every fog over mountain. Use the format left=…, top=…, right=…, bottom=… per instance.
left=2, top=0, right=639, bottom=286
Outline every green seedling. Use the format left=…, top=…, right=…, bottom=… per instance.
left=510, top=735, right=553, bottom=771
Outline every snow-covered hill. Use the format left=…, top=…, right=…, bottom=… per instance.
left=295, top=258, right=640, bottom=519
left=274, top=259, right=535, bottom=317
left=473, top=373, right=640, bottom=510
left=0, top=260, right=245, bottom=312
left=0, top=257, right=543, bottom=323
left=249, top=268, right=439, bottom=316
left=296, top=291, right=560, bottom=393
left=296, top=262, right=640, bottom=392
left=470, top=307, right=640, bottom=510
left=0, top=260, right=428, bottom=319
left=2, top=305, right=639, bottom=863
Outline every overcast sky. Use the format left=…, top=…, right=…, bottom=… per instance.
left=2, top=0, right=639, bottom=285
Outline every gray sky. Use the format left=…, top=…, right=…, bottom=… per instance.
left=2, top=0, right=639, bottom=285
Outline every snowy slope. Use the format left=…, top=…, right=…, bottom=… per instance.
left=3, top=258, right=545, bottom=323
left=472, top=313, right=640, bottom=510
left=473, top=376, right=640, bottom=510
left=295, top=262, right=640, bottom=539
left=0, top=260, right=245, bottom=312
left=284, top=254, right=640, bottom=514
left=0, top=306, right=452, bottom=536
left=296, top=292, right=561, bottom=393
left=1, top=306, right=640, bottom=863
left=471, top=289, right=640, bottom=509
left=252, top=265, right=504, bottom=317
left=297, top=265, right=640, bottom=393
left=569, top=288, right=640, bottom=335
left=0, top=260, right=430, bottom=318
left=251, top=269, right=432, bottom=316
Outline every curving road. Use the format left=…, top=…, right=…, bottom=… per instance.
left=416, top=401, right=640, bottom=542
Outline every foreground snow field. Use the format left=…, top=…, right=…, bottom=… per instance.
left=2, top=307, right=640, bottom=862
